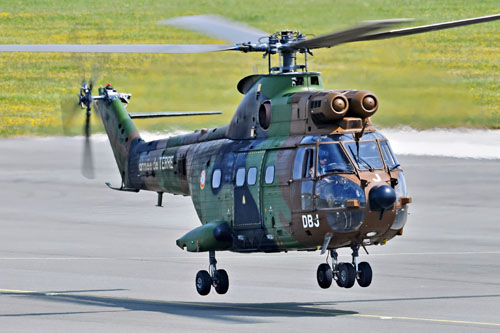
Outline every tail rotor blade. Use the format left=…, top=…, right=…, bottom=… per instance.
left=81, top=109, right=95, bottom=179
left=84, top=108, right=91, bottom=138
left=82, top=135, right=95, bottom=179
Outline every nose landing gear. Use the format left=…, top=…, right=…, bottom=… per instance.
left=195, top=251, right=229, bottom=296
left=316, top=245, right=372, bottom=289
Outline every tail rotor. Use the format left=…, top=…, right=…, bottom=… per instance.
left=61, top=79, right=97, bottom=179
left=79, top=80, right=95, bottom=179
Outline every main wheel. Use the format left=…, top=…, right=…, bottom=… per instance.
left=316, top=263, right=333, bottom=289
left=336, top=263, right=355, bottom=288
left=195, top=270, right=212, bottom=296
left=214, top=269, right=229, bottom=294
left=356, top=262, right=372, bottom=287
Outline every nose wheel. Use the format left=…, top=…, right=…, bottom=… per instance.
left=195, top=251, right=229, bottom=296
left=316, top=246, right=372, bottom=289
left=195, top=270, right=212, bottom=295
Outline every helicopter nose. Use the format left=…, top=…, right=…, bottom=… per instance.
left=369, top=185, right=396, bottom=211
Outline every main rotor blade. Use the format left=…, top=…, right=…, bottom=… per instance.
left=0, top=44, right=236, bottom=53
left=129, top=111, right=222, bottom=119
left=290, top=19, right=412, bottom=50
left=353, top=14, right=500, bottom=42
left=159, top=15, right=269, bottom=44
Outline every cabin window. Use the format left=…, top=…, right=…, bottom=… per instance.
left=223, top=153, right=235, bottom=183
left=247, top=167, right=257, bottom=185
left=212, top=169, right=222, bottom=189
left=310, top=76, right=319, bottom=85
left=265, top=165, right=275, bottom=184
left=236, top=167, right=245, bottom=187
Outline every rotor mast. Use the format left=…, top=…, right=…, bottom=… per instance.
left=274, top=31, right=308, bottom=73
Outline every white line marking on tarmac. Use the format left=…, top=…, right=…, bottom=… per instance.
left=0, top=257, right=113, bottom=260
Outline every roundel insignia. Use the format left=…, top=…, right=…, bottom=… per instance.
left=200, top=170, right=206, bottom=189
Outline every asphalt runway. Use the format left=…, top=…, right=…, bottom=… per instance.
left=1, top=137, right=500, bottom=332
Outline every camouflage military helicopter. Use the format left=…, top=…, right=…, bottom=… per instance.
left=2, top=13, right=499, bottom=295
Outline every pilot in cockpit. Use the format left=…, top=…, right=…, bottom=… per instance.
left=318, top=149, right=329, bottom=175
left=317, top=144, right=354, bottom=176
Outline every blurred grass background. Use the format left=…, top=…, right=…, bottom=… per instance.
left=0, top=0, right=498, bottom=136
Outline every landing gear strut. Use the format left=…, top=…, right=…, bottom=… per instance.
left=315, top=245, right=372, bottom=289
left=195, top=251, right=229, bottom=296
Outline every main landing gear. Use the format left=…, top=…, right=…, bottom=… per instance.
left=195, top=251, right=229, bottom=296
left=316, top=245, right=372, bottom=289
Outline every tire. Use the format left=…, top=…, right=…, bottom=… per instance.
left=336, top=263, right=355, bottom=288
left=317, top=263, right=333, bottom=289
left=195, top=270, right=212, bottom=296
left=356, top=262, right=372, bottom=287
left=214, top=269, right=229, bottom=295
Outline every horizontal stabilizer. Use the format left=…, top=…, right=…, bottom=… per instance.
left=128, top=111, right=222, bottom=119
left=105, top=182, right=140, bottom=192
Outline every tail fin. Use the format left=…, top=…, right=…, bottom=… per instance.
left=95, top=87, right=140, bottom=186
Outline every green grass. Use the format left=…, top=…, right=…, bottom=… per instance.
left=0, top=0, right=498, bottom=136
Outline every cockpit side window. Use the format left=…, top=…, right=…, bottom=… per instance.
left=293, top=147, right=315, bottom=179
left=317, top=143, right=354, bottom=175
left=380, top=140, right=400, bottom=170
left=303, top=148, right=315, bottom=178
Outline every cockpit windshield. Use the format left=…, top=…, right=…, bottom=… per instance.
left=344, top=141, right=384, bottom=170
left=317, top=144, right=354, bottom=175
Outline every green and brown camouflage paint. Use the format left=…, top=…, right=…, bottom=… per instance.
left=95, top=73, right=410, bottom=254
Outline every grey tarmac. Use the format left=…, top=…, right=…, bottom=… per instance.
left=0, top=137, right=499, bottom=332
